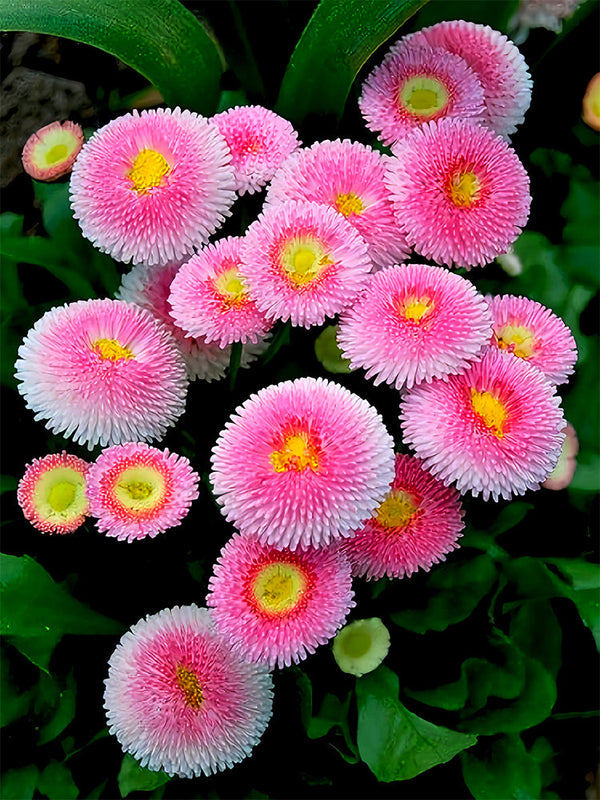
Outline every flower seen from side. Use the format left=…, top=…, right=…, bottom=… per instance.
left=332, top=618, right=391, bottom=677
left=104, top=605, right=273, bottom=778
left=542, top=423, right=579, bottom=490
left=582, top=73, right=600, bottom=131
left=22, top=120, right=84, bottom=182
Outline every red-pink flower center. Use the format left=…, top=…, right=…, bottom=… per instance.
left=175, top=664, right=203, bottom=710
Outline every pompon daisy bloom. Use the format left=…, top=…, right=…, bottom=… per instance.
left=542, top=423, right=579, bottom=490
left=239, top=200, right=372, bottom=327
left=386, top=118, right=531, bottom=268
left=582, top=73, right=600, bottom=132
left=342, top=453, right=464, bottom=580
left=400, top=347, right=566, bottom=502
left=210, top=377, right=396, bottom=550
left=206, top=533, right=355, bottom=669
left=264, top=139, right=410, bottom=270
left=15, top=298, right=188, bottom=449
left=486, top=294, right=578, bottom=385
left=509, top=0, right=585, bottom=42
left=337, top=264, right=492, bottom=391
left=22, top=120, right=84, bottom=182
left=17, top=451, right=91, bottom=534
left=168, top=236, right=273, bottom=347
left=86, top=442, right=199, bottom=542
left=403, top=20, right=532, bottom=138
left=104, top=605, right=273, bottom=778
left=211, top=105, right=300, bottom=195
left=358, top=43, right=486, bottom=147
left=70, top=107, right=236, bottom=265
left=332, top=618, right=391, bottom=677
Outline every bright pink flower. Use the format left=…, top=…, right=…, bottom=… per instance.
left=342, top=453, right=464, bottom=580
left=385, top=118, right=531, bottom=268
left=22, top=120, right=84, bottom=181
left=337, top=264, right=492, bottom=390
left=400, top=347, right=566, bottom=501
left=211, top=104, right=300, bottom=195
left=210, top=377, right=396, bottom=550
left=542, top=423, right=579, bottom=490
left=206, top=533, right=355, bottom=669
left=239, top=200, right=372, bottom=327
left=86, top=442, right=199, bottom=542
left=264, top=139, right=410, bottom=270
left=70, top=108, right=236, bottom=265
left=14, top=298, right=188, bottom=449
left=17, top=451, right=91, bottom=534
left=104, top=605, right=273, bottom=778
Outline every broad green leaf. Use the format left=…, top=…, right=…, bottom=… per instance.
left=0, top=648, right=35, bottom=727
left=488, top=503, right=534, bottom=536
left=276, top=0, right=429, bottom=124
left=0, top=0, right=223, bottom=114
left=461, top=734, right=544, bottom=800
left=0, top=765, right=39, bottom=800
left=356, top=666, right=477, bottom=781
left=501, top=557, right=570, bottom=605
left=37, top=671, right=77, bottom=745
left=314, top=325, right=352, bottom=374
left=509, top=601, right=562, bottom=679
left=307, top=692, right=350, bottom=739
left=37, top=760, right=79, bottom=800
left=545, top=558, right=600, bottom=591
left=9, top=631, right=63, bottom=674
left=117, top=754, right=171, bottom=798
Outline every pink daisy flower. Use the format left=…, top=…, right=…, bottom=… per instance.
left=168, top=236, right=274, bottom=347
left=70, top=107, right=236, bottom=265
left=400, top=347, right=566, bottom=501
left=358, top=43, right=487, bottom=147
left=239, top=200, right=372, bottom=327
left=14, top=298, right=188, bottom=449
left=486, top=294, right=578, bottom=385
left=337, top=264, right=492, bottom=390
left=17, top=451, right=91, bottom=534
left=342, top=453, right=464, bottom=580
left=264, top=139, right=410, bottom=270
left=211, top=105, right=300, bottom=195
left=403, top=20, right=532, bottom=138
left=542, top=423, right=579, bottom=490
left=385, top=118, right=531, bottom=268
left=206, top=533, right=355, bottom=669
left=22, top=120, right=84, bottom=182
left=210, top=377, right=396, bottom=550
left=86, top=442, right=199, bottom=542
left=104, top=605, right=273, bottom=778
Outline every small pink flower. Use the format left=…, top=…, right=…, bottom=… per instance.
left=86, top=442, right=199, bottom=542
left=542, top=423, right=579, bottom=490
left=17, top=451, right=91, bottom=534
left=206, top=533, right=355, bottom=669
left=22, top=120, right=84, bottom=181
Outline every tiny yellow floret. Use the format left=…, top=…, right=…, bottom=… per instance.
left=128, top=148, right=170, bottom=194
left=270, top=433, right=319, bottom=473
left=335, top=192, right=364, bottom=217
left=495, top=324, right=535, bottom=359
left=253, top=562, right=307, bottom=615
left=47, top=481, right=77, bottom=513
left=93, top=338, right=135, bottom=362
left=282, top=239, right=333, bottom=287
left=471, top=389, right=507, bottom=437
left=376, top=490, right=419, bottom=528
left=448, top=171, right=481, bottom=207
left=401, top=296, right=434, bottom=323
left=176, top=664, right=203, bottom=710
left=401, top=76, right=449, bottom=116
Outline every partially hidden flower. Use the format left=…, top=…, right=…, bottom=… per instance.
left=400, top=347, right=566, bottom=501
left=509, top=0, right=585, bottom=42
left=22, top=120, right=84, bottom=181
left=337, top=264, right=492, bottom=391
left=582, top=73, right=600, bottom=132
left=86, top=442, right=199, bottom=542
left=210, top=377, right=396, bottom=550
left=17, top=451, right=91, bottom=534
left=206, top=533, right=355, bottom=669
left=211, top=104, right=300, bottom=195
left=385, top=118, right=531, bottom=268
left=332, top=618, right=391, bottom=677
left=104, top=605, right=273, bottom=778
left=342, top=453, right=464, bottom=580
left=70, top=107, right=236, bottom=265
left=15, top=298, right=188, bottom=449
left=264, top=139, right=410, bottom=270
left=542, top=423, right=579, bottom=490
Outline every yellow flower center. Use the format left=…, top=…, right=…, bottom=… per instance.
left=401, top=76, right=449, bottom=116
left=214, top=268, right=247, bottom=308
left=495, top=324, right=535, bottom=359
left=93, top=338, right=135, bottom=362
left=47, top=480, right=77, bottom=513
left=253, top=562, right=307, bottom=615
left=270, top=433, right=320, bottom=473
left=45, top=144, right=69, bottom=165
left=114, top=467, right=165, bottom=511
left=376, top=490, right=419, bottom=529
left=335, top=192, right=364, bottom=217
left=281, top=239, right=333, bottom=287
left=176, top=664, right=203, bottom=710
left=128, top=148, right=170, bottom=194
left=400, top=296, right=434, bottom=323
left=471, top=389, right=506, bottom=437
left=448, top=171, right=481, bottom=207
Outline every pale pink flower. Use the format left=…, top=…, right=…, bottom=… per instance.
left=22, top=120, right=84, bottom=181
left=542, top=423, right=579, bottom=490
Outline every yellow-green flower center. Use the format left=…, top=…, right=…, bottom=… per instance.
left=471, top=389, right=506, bottom=437
left=128, top=148, right=170, bottom=194
left=281, top=239, right=333, bottom=287
left=448, top=171, right=481, bottom=207
left=45, top=143, right=69, bottom=165
left=93, top=338, right=135, bottom=362
left=270, top=433, right=320, bottom=473
left=253, top=562, right=307, bottom=615
left=176, top=664, right=203, bottom=710
left=214, top=268, right=248, bottom=308
left=335, top=192, right=364, bottom=217
left=114, top=467, right=165, bottom=511
left=32, top=466, right=87, bottom=523
left=47, top=480, right=77, bottom=512
left=376, top=489, right=419, bottom=528
left=495, top=324, right=536, bottom=359
left=401, top=76, right=449, bottom=116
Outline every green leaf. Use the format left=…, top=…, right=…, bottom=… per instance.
left=37, top=671, right=77, bottom=745
left=307, top=692, right=350, bottom=739
left=0, top=765, right=39, bottom=800
left=117, top=754, right=171, bottom=798
left=461, top=734, right=544, bottom=800
left=0, top=0, right=223, bottom=114
left=276, top=0, right=429, bottom=124
left=508, top=601, right=562, bottom=680
left=0, top=647, right=35, bottom=727
left=37, top=760, right=79, bottom=800
left=356, top=666, right=477, bottom=781
left=314, top=325, right=352, bottom=374
left=0, top=475, right=18, bottom=495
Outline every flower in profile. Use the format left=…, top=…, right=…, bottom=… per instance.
left=337, top=264, right=492, bottom=390
left=86, top=442, right=199, bottom=542
left=400, top=347, right=566, bottom=501
left=15, top=298, right=188, bottom=449
left=211, top=105, right=300, bottom=195
left=385, top=118, right=531, bottom=268
left=358, top=43, right=486, bottom=147
left=509, top=0, right=585, bottom=42
left=70, top=107, right=236, bottom=265
left=168, top=236, right=273, bottom=347
left=404, top=20, right=532, bottom=138
left=104, top=605, right=273, bottom=778
left=264, top=139, right=410, bottom=270
left=22, top=120, right=84, bottom=182
left=210, top=377, right=396, bottom=550
left=486, top=293, right=578, bottom=385
left=206, top=533, right=355, bottom=669
left=542, top=423, right=579, bottom=490
left=332, top=618, right=391, bottom=677
left=342, top=453, right=464, bottom=580
left=239, top=200, right=372, bottom=327
left=17, top=451, right=91, bottom=534
left=582, top=73, right=600, bottom=132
